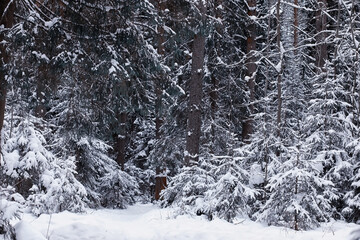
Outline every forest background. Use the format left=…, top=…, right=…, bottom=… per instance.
left=1, top=0, right=360, bottom=237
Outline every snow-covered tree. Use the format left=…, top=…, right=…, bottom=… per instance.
left=161, top=159, right=215, bottom=217
left=0, top=187, right=21, bottom=239
left=75, top=137, right=139, bottom=208
left=345, top=163, right=360, bottom=223
left=1, top=117, right=87, bottom=215
left=255, top=145, right=334, bottom=230
left=204, top=156, right=257, bottom=222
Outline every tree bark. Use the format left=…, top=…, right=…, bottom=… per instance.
left=242, top=0, right=257, bottom=143
left=263, top=0, right=273, bottom=186
left=209, top=0, right=222, bottom=153
left=294, top=0, right=299, bottom=51
left=349, top=0, right=360, bottom=130
left=0, top=0, right=15, bottom=166
left=315, top=0, right=327, bottom=71
left=116, top=112, right=127, bottom=171
left=293, top=0, right=299, bottom=231
left=185, top=0, right=207, bottom=166
left=35, top=65, right=47, bottom=118
left=154, top=0, right=167, bottom=201
left=276, top=0, right=283, bottom=140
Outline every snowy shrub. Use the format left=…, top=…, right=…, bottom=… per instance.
left=99, top=169, right=139, bottom=208
left=161, top=160, right=215, bottom=217
left=76, top=137, right=139, bottom=208
left=125, top=165, right=154, bottom=203
left=126, top=118, right=157, bottom=202
left=204, top=156, right=257, bottom=222
left=161, top=154, right=256, bottom=222
left=344, top=165, right=360, bottom=223
left=2, top=117, right=87, bottom=214
left=255, top=148, right=333, bottom=230
left=27, top=156, right=87, bottom=215
left=0, top=187, right=22, bottom=239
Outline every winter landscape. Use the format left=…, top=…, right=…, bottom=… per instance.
left=1, top=0, right=360, bottom=239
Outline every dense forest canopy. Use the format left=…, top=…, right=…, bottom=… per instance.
left=1, top=0, right=360, bottom=237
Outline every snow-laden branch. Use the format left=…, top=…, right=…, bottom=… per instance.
left=0, top=0, right=14, bottom=24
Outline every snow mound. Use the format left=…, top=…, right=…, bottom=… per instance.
left=15, top=221, right=46, bottom=240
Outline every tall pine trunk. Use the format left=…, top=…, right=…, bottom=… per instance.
left=0, top=0, right=15, bottom=165
left=315, top=0, right=327, bottom=71
left=185, top=1, right=207, bottom=166
left=293, top=0, right=299, bottom=231
left=154, top=0, right=167, bottom=200
left=116, top=112, right=127, bottom=171
left=35, top=65, right=47, bottom=118
left=276, top=0, right=283, bottom=144
left=209, top=0, right=222, bottom=153
left=115, top=75, right=129, bottom=171
left=242, top=0, right=257, bottom=142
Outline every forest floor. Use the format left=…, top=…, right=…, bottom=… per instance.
left=9, top=203, right=360, bottom=240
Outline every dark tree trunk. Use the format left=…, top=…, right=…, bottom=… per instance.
left=154, top=0, right=167, bottom=201
left=315, top=0, right=327, bottom=71
left=209, top=0, right=222, bottom=153
left=209, top=74, right=218, bottom=154
left=294, top=0, right=299, bottom=50
left=116, top=112, right=127, bottom=171
left=293, top=0, right=299, bottom=231
left=185, top=1, right=207, bottom=166
left=0, top=0, right=15, bottom=165
left=276, top=0, right=283, bottom=140
left=242, top=0, right=257, bottom=142
left=35, top=65, right=47, bottom=118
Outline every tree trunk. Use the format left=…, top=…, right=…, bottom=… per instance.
left=315, top=0, right=327, bottom=71
left=242, top=0, right=257, bottom=143
left=294, top=0, right=299, bottom=51
left=293, top=0, right=299, bottom=231
left=154, top=0, right=167, bottom=201
left=185, top=1, right=207, bottom=166
left=263, top=0, right=273, bottom=186
left=0, top=0, right=15, bottom=166
left=116, top=112, right=127, bottom=171
left=209, top=0, right=222, bottom=153
left=349, top=0, right=360, bottom=130
left=276, top=0, right=283, bottom=140
left=35, top=65, right=47, bottom=118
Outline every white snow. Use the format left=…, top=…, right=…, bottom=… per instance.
left=44, top=17, right=60, bottom=28
left=15, top=221, right=46, bottom=240
left=275, top=60, right=282, bottom=73
left=10, top=204, right=359, bottom=240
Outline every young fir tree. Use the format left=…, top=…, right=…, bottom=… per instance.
left=0, top=186, right=21, bottom=239
left=341, top=0, right=360, bottom=221
left=203, top=155, right=257, bottom=222
left=249, top=0, right=335, bottom=230
left=303, top=0, right=357, bottom=220
left=75, top=137, right=139, bottom=208
left=1, top=116, right=87, bottom=214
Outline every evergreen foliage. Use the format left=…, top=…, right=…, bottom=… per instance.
left=1, top=0, right=360, bottom=236
left=2, top=117, right=87, bottom=214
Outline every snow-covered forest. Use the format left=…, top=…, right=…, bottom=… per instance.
left=1, top=0, right=360, bottom=239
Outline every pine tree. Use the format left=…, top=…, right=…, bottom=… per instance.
left=204, top=155, right=257, bottom=222
left=0, top=0, right=15, bottom=164
left=0, top=186, right=21, bottom=239
left=2, top=116, right=87, bottom=214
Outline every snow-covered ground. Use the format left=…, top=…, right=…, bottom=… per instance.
left=10, top=204, right=360, bottom=240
